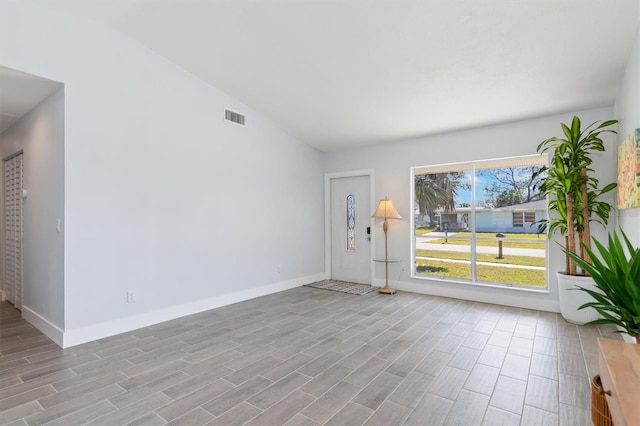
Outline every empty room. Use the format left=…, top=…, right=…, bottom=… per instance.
left=0, top=1, right=639, bottom=425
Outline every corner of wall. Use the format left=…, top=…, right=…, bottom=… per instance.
left=21, top=305, right=64, bottom=347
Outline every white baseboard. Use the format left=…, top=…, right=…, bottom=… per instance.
left=62, top=273, right=327, bottom=348
left=387, top=278, right=560, bottom=313
left=22, top=305, right=64, bottom=347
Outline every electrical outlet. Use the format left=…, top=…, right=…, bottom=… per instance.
left=401, top=265, right=406, bottom=272
left=127, top=290, right=136, bottom=303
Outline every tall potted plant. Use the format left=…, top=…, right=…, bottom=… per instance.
left=536, top=116, right=618, bottom=324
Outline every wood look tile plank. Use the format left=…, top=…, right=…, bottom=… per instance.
left=201, top=376, right=273, bottom=417
left=325, top=401, right=373, bottom=426
left=0, top=369, right=75, bottom=400
left=204, top=401, right=261, bottom=426
left=521, top=405, right=559, bottom=425
left=463, top=363, right=500, bottom=396
left=353, top=371, right=403, bottom=410
left=482, top=406, right=521, bottom=425
left=299, top=364, right=350, bottom=397
left=88, top=392, right=171, bottom=425
left=443, top=389, right=490, bottom=426
left=427, top=366, right=469, bottom=400
left=24, top=384, right=124, bottom=426
left=489, top=376, right=527, bottom=415
left=248, top=372, right=311, bottom=409
left=403, top=393, right=453, bottom=426
left=262, top=353, right=315, bottom=382
left=500, top=353, right=531, bottom=381
left=162, top=365, right=233, bottom=400
left=0, top=385, right=56, bottom=413
left=181, top=350, right=241, bottom=377
left=125, top=412, right=167, bottom=426
left=525, top=374, right=559, bottom=413
left=223, top=355, right=281, bottom=385
left=296, top=350, right=343, bottom=377
left=244, top=390, right=315, bottom=426
left=156, top=379, right=234, bottom=422
left=42, top=401, right=117, bottom=426
left=0, top=290, right=606, bottom=426
left=415, top=350, right=452, bottom=376
left=530, top=352, right=558, bottom=380
left=284, top=413, right=321, bottom=426
left=363, top=400, right=410, bottom=426
left=301, top=380, right=361, bottom=424
left=385, top=350, right=425, bottom=378
left=38, top=372, right=127, bottom=409
left=109, top=371, right=190, bottom=409
left=558, top=373, right=590, bottom=410
left=388, top=371, right=434, bottom=409
left=165, top=407, right=214, bottom=426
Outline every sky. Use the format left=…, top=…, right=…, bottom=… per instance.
left=455, top=171, right=486, bottom=207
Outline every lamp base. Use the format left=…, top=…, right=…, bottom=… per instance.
left=378, top=285, right=396, bottom=295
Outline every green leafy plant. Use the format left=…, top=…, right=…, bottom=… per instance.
left=536, top=116, right=618, bottom=275
left=565, top=230, right=640, bottom=339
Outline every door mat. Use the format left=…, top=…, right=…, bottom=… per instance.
left=304, top=280, right=377, bottom=295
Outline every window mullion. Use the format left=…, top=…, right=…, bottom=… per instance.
left=470, top=164, right=476, bottom=282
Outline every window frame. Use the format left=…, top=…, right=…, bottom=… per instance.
left=411, top=154, right=549, bottom=291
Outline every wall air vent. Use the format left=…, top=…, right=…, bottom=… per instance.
left=224, top=109, right=246, bottom=126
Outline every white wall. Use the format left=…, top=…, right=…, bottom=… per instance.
left=614, top=26, right=640, bottom=246
left=0, top=1, right=325, bottom=346
left=325, top=107, right=617, bottom=312
left=0, top=88, right=65, bottom=330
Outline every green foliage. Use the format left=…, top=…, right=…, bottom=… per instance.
left=480, top=166, right=546, bottom=208
left=416, top=265, right=448, bottom=273
left=535, top=116, right=618, bottom=274
left=415, top=258, right=546, bottom=287
left=565, top=230, right=640, bottom=338
left=414, top=172, right=468, bottom=227
left=414, top=226, right=435, bottom=236
left=416, top=248, right=546, bottom=267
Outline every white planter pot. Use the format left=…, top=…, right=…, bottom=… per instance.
left=621, top=331, right=638, bottom=344
left=557, top=272, right=600, bottom=325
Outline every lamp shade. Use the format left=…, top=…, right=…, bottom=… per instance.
left=372, top=197, right=402, bottom=219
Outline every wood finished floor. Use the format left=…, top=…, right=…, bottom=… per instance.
left=0, top=287, right=621, bottom=426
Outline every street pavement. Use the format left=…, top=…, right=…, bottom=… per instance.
left=415, top=232, right=546, bottom=258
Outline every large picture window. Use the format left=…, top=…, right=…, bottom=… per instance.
left=412, top=155, right=548, bottom=289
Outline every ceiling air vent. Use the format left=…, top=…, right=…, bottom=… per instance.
left=224, top=109, right=246, bottom=126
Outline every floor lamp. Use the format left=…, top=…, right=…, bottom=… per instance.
left=372, top=197, right=402, bottom=294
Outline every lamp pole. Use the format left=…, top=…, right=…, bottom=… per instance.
left=372, top=197, right=401, bottom=295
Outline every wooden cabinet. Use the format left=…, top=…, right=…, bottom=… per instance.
left=597, top=338, right=640, bottom=426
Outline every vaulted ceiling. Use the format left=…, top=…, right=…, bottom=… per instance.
left=15, top=1, right=640, bottom=151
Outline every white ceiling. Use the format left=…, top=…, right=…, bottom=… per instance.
left=16, top=1, right=640, bottom=151
left=0, top=66, right=62, bottom=134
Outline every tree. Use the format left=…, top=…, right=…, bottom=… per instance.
left=415, top=172, right=466, bottom=227
left=480, top=166, right=545, bottom=208
left=536, top=116, right=617, bottom=275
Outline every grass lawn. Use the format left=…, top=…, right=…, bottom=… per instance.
left=416, top=258, right=546, bottom=287
left=415, top=226, right=435, bottom=236
left=415, top=249, right=546, bottom=267
left=425, top=232, right=546, bottom=249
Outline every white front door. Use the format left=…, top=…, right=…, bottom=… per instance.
left=330, top=175, right=371, bottom=284
left=3, top=152, right=24, bottom=310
